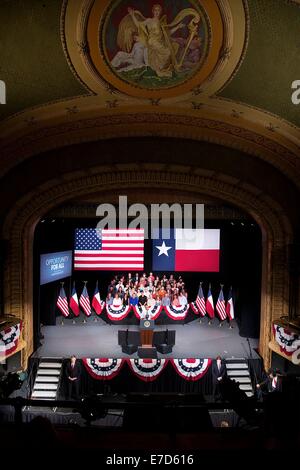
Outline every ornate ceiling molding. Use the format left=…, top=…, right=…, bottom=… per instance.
left=0, top=109, right=300, bottom=189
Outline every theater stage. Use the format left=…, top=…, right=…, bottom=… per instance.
left=34, top=317, right=259, bottom=359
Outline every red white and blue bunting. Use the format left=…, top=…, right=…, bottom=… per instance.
left=171, top=358, right=212, bottom=381
left=0, top=321, right=22, bottom=357
left=82, top=358, right=125, bottom=380
left=83, top=358, right=212, bottom=381
left=190, top=302, right=199, bottom=315
left=163, top=304, right=189, bottom=320
left=132, top=304, right=163, bottom=320
left=273, top=324, right=300, bottom=364
left=127, top=358, right=167, bottom=382
left=105, top=304, right=131, bottom=321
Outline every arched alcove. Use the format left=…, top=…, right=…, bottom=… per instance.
left=2, top=163, right=292, bottom=368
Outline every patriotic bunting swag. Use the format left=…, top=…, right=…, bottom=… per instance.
left=273, top=324, right=300, bottom=364
left=83, top=358, right=212, bottom=381
left=132, top=303, right=163, bottom=320
left=171, top=358, right=212, bottom=381
left=106, top=303, right=131, bottom=321
left=164, top=303, right=189, bottom=320
left=128, top=358, right=167, bottom=382
left=0, top=322, right=22, bottom=357
left=82, top=358, right=125, bottom=379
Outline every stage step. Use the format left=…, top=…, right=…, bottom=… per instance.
left=232, top=377, right=252, bottom=384
left=239, top=384, right=253, bottom=391
left=32, top=390, right=57, bottom=399
left=38, top=362, right=62, bottom=368
left=226, top=363, right=248, bottom=369
left=35, top=376, right=60, bottom=383
left=227, top=370, right=249, bottom=376
left=225, top=358, right=254, bottom=398
left=33, top=383, right=58, bottom=390
left=31, top=357, right=63, bottom=400
left=37, top=369, right=61, bottom=376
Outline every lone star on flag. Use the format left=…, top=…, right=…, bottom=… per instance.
left=156, top=241, right=172, bottom=257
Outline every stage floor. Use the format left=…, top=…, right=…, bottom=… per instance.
left=34, top=317, right=259, bottom=359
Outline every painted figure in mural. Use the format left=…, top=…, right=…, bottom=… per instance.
left=114, top=3, right=201, bottom=78
left=111, top=33, right=148, bottom=72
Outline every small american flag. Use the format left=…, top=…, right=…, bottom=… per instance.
left=79, top=285, right=91, bottom=317
left=195, top=283, right=206, bottom=317
left=216, top=287, right=227, bottom=321
left=74, top=228, right=144, bottom=270
left=56, top=286, right=69, bottom=318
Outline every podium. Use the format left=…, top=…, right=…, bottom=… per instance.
left=139, top=319, right=155, bottom=347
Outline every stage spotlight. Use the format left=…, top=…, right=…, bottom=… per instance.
left=51, top=219, right=56, bottom=223
left=230, top=222, right=234, bottom=226
left=40, top=219, right=45, bottom=223
left=241, top=222, right=245, bottom=226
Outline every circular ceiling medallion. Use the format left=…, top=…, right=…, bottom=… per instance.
left=99, top=0, right=211, bottom=91
left=62, top=0, right=248, bottom=99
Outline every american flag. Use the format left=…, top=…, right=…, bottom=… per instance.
left=216, top=287, right=227, bottom=321
left=74, top=228, right=144, bottom=270
left=56, top=286, right=69, bottom=318
left=79, top=285, right=91, bottom=316
left=195, top=283, right=206, bottom=317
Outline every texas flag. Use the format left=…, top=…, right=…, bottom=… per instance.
left=152, top=229, right=220, bottom=272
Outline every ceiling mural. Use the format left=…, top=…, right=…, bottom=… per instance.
left=97, top=0, right=210, bottom=92
left=64, top=0, right=244, bottom=98
left=0, top=0, right=299, bottom=183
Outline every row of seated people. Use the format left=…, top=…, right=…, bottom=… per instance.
left=106, top=272, right=188, bottom=308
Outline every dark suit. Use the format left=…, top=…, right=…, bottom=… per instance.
left=211, top=360, right=227, bottom=401
left=257, top=375, right=281, bottom=399
left=65, top=360, right=81, bottom=400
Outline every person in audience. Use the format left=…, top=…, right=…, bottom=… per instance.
left=162, top=292, right=170, bottom=306
left=256, top=369, right=281, bottom=399
left=138, top=290, right=148, bottom=306
left=113, top=293, right=123, bottom=307
left=172, top=294, right=181, bottom=307
left=123, top=292, right=129, bottom=305
left=179, top=291, right=188, bottom=306
left=129, top=291, right=139, bottom=306
left=212, top=355, right=227, bottom=401
left=65, top=355, right=81, bottom=400
left=106, top=292, right=113, bottom=305
left=148, top=272, right=155, bottom=283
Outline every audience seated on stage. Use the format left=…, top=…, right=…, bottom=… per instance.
left=106, top=272, right=188, bottom=308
